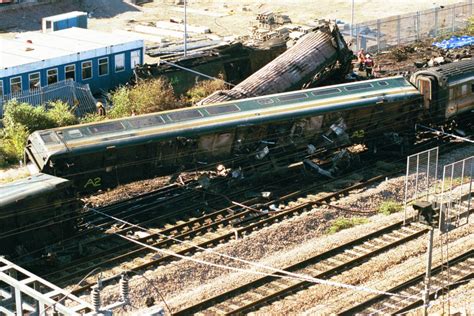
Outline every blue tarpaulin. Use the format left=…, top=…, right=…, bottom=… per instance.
left=433, top=36, right=474, bottom=49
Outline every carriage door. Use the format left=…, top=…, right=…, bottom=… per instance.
left=417, top=77, right=432, bottom=110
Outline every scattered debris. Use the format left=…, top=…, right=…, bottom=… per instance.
left=198, top=21, right=353, bottom=105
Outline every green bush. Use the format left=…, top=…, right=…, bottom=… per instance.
left=108, top=78, right=182, bottom=119
left=1, top=100, right=78, bottom=162
left=1, top=123, right=30, bottom=162
left=186, top=75, right=228, bottom=104
left=327, top=217, right=368, bottom=234
left=130, top=78, right=181, bottom=114
left=378, top=201, right=402, bottom=215
left=80, top=113, right=107, bottom=124
left=46, top=100, right=78, bottom=127
left=108, top=86, right=131, bottom=119
left=3, top=100, right=55, bottom=132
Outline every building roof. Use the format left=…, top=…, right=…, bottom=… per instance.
left=0, top=27, right=143, bottom=78
left=42, top=11, right=87, bottom=22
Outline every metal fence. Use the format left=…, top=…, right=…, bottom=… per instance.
left=439, top=156, right=473, bottom=232
left=404, top=147, right=439, bottom=222
left=0, top=79, right=97, bottom=118
left=349, top=1, right=474, bottom=53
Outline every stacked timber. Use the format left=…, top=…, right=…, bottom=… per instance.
left=198, top=22, right=353, bottom=105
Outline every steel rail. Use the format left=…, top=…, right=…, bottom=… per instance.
left=338, top=249, right=474, bottom=315
left=67, top=170, right=400, bottom=296
left=172, top=219, right=428, bottom=315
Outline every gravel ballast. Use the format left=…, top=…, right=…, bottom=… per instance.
left=77, top=145, right=473, bottom=314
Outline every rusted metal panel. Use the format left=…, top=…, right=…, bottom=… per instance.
left=199, top=22, right=353, bottom=105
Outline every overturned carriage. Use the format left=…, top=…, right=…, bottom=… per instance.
left=25, top=76, right=422, bottom=193
left=198, top=22, right=353, bottom=105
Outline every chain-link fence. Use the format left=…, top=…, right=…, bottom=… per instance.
left=404, top=147, right=439, bottom=222
left=439, top=156, right=473, bottom=232
left=348, top=1, right=474, bottom=53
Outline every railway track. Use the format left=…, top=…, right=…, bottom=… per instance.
left=44, top=139, right=467, bottom=295
left=63, top=170, right=396, bottom=296
left=172, top=219, right=431, bottom=315
left=338, top=249, right=474, bottom=315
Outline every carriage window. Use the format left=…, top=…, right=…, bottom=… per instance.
left=277, top=93, right=308, bottom=102
left=449, top=88, right=454, bottom=100
left=67, top=129, right=83, bottom=139
left=471, top=84, right=474, bottom=93
left=29, top=72, right=41, bottom=89
left=168, top=110, right=203, bottom=122
left=312, top=88, right=341, bottom=96
left=40, top=132, right=60, bottom=144
left=65, top=64, right=76, bottom=81
left=88, top=122, right=125, bottom=134
left=82, top=61, right=92, bottom=80
left=47, top=69, right=58, bottom=85
left=345, top=83, right=373, bottom=91
left=205, top=104, right=240, bottom=115
left=257, top=98, right=274, bottom=105
left=378, top=81, right=389, bottom=86
left=10, top=76, right=22, bottom=93
left=461, top=84, right=468, bottom=96
left=129, top=116, right=165, bottom=128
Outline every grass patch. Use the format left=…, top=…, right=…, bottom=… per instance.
left=378, top=200, right=402, bottom=215
left=327, top=217, right=369, bottom=234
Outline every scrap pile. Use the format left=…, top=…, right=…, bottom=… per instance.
left=369, top=36, right=474, bottom=76
left=199, top=21, right=353, bottom=105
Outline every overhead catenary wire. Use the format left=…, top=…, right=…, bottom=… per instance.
left=7, top=138, right=470, bottom=262
left=90, top=207, right=414, bottom=299
left=3, top=96, right=470, bottom=256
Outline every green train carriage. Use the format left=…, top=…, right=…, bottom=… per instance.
left=25, top=76, right=422, bottom=192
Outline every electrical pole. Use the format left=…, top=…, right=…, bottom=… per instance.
left=351, top=0, right=355, bottom=43
left=184, top=0, right=188, bottom=56
left=423, top=227, right=434, bottom=316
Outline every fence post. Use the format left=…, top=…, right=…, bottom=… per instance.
left=434, top=7, right=439, bottom=38
left=355, top=24, right=360, bottom=52
left=416, top=11, right=421, bottom=40
left=397, top=15, right=401, bottom=46
left=452, top=4, right=456, bottom=32
left=376, top=19, right=381, bottom=52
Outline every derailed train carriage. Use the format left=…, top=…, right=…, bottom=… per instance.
left=24, top=59, right=474, bottom=193
left=25, top=76, right=421, bottom=192
left=0, top=174, right=78, bottom=255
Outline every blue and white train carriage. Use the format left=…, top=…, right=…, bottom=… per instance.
left=0, top=27, right=144, bottom=97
